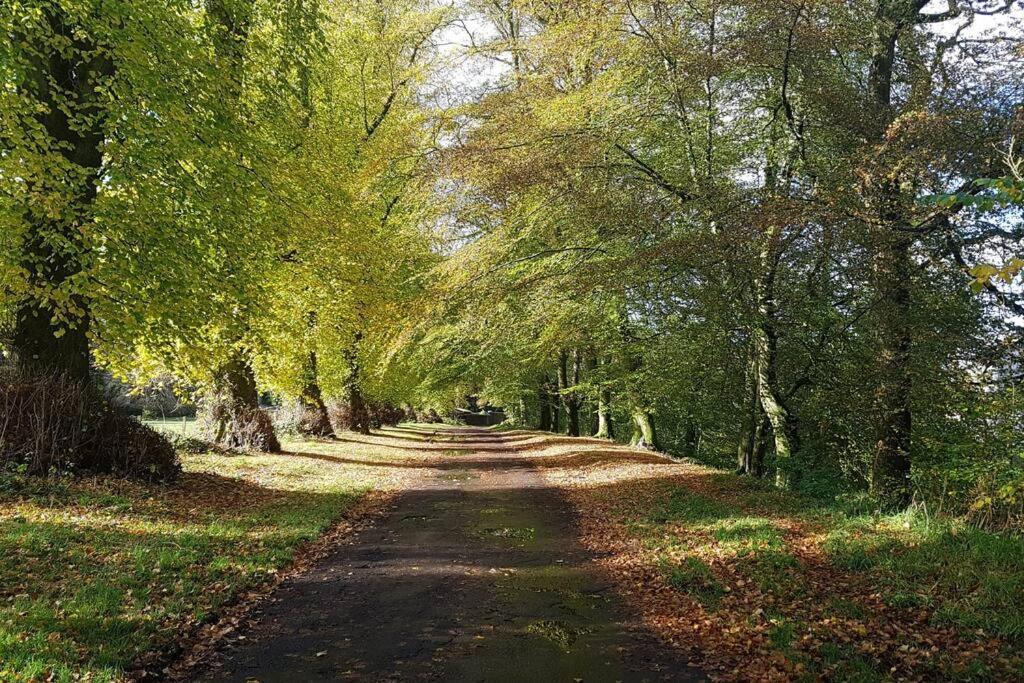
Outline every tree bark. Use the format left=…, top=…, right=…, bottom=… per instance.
left=538, top=374, right=552, bottom=431
left=869, top=229, right=913, bottom=508
left=630, top=409, right=658, bottom=450
left=298, top=349, right=335, bottom=438
left=12, top=8, right=113, bottom=383
left=558, top=349, right=582, bottom=437
left=865, top=1, right=913, bottom=509
left=753, top=224, right=798, bottom=488
left=737, top=341, right=759, bottom=474
left=596, top=384, right=613, bottom=439
left=347, top=382, right=371, bottom=435
left=682, top=421, right=699, bottom=458
left=296, top=311, right=333, bottom=437
left=557, top=351, right=569, bottom=434
left=550, top=369, right=561, bottom=433
left=344, top=332, right=371, bottom=435
left=212, top=349, right=280, bottom=452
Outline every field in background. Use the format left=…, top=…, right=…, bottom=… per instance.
left=141, top=417, right=201, bottom=439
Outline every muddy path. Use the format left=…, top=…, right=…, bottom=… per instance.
left=192, top=426, right=703, bottom=682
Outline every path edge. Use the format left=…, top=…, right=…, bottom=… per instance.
left=129, top=488, right=397, bottom=682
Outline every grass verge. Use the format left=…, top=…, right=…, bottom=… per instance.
left=0, top=448, right=374, bottom=682
left=564, top=466, right=1024, bottom=681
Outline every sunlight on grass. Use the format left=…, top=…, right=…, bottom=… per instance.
left=0, top=445, right=373, bottom=682
left=822, top=512, right=1024, bottom=639
left=595, top=467, right=1024, bottom=679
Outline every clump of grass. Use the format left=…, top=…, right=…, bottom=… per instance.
left=659, top=556, right=725, bottom=606
left=768, top=618, right=795, bottom=650
left=477, top=526, right=536, bottom=542
left=648, top=490, right=735, bottom=525
left=827, top=597, right=867, bottom=619
left=525, top=619, right=591, bottom=652
left=818, top=642, right=881, bottom=682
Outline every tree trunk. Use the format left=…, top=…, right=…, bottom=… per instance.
left=559, top=349, right=582, bottom=437
left=538, top=374, right=552, bottom=431
left=212, top=349, right=280, bottom=452
left=869, top=230, right=913, bottom=508
left=620, top=319, right=656, bottom=450
left=550, top=368, right=561, bottom=433
left=298, top=350, right=335, bottom=438
left=12, top=9, right=113, bottom=384
left=737, top=341, right=759, bottom=474
left=865, top=4, right=913, bottom=510
left=630, top=409, right=658, bottom=450
left=752, top=414, right=769, bottom=477
left=557, top=351, right=570, bottom=434
left=348, top=382, right=371, bottom=435
left=682, top=421, right=699, bottom=458
left=754, top=224, right=798, bottom=488
left=296, top=311, right=333, bottom=437
left=344, top=332, right=370, bottom=435
left=596, top=385, right=613, bottom=439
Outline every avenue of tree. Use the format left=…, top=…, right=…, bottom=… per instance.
left=2, top=0, right=1023, bottom=518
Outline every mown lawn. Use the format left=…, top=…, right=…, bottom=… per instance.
left=0, top=446, right=375, bottom=683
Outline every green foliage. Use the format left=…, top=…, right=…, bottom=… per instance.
left=389, top=0, right=1024, bottom=522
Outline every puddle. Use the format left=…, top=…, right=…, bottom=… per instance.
left=436, top=471, right=477, bottom=482
left=477, top=526, right=537, bottom=542
left=525, top=619, right=594, bottom=652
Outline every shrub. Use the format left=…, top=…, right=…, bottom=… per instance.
left=418, top=408, right=442, bottom=423
left=367, top=402, right=404, bottom=427
left=328, top=400, right=403, bottom=432
left=272, top=399, right=335, bottom=438
left=0, top=367, right=180, bottom=481
left=297, top=404, right=335, bottom=437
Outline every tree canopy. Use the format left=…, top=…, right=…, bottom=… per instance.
left=2, top=0, right=1023, bottom=515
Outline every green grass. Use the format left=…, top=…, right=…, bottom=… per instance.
left=659, top=556, right=724, bottom=606
left=0, top=446, right=373, bottom=682
left=633, top=475, right=1024, bottom=642
left=647, top=488, right=737, bottom=525
left=141, top=416, right=201, bottom=439
left=822, top=512, right=1024, bottom=639
left=614, top=470, right=1024, bottom=678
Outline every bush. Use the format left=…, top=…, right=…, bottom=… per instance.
left=298, top=404, right=335, bottom=436
left=0, top=367, right=180, bottom=481
left=418, top=408, right=442, bottom=423
left=271, top=400, right=335, bottom=438
left=328, top=400, right=404, bottom=432
left=328, top=401, right=355, bottom=432
left=367, top=402, right=404, bottom=428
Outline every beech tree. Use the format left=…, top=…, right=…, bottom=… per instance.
left=398, top=0, right=1023, bottom=512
